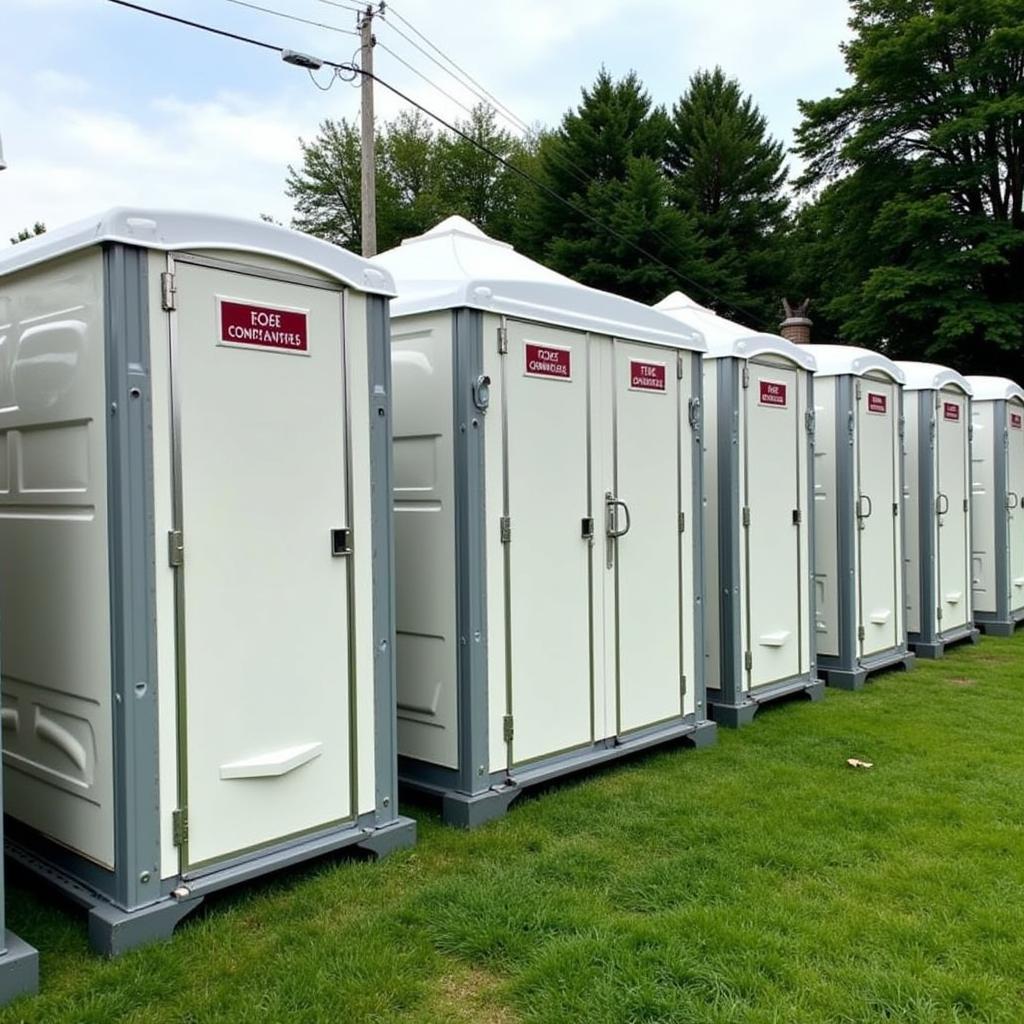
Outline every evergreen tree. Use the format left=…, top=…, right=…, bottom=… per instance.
left=666, top=67, right=789, bottom=327
left=793, top=0, right=1024, bottom=375
left=519, top=69, right=710, bottom=305
left=10, top=222, right=45, bottom=245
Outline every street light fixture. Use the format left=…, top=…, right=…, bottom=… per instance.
left=0, top=133, right=6, bottom=171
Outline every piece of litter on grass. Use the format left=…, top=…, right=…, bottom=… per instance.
left=846, top=758, right=874, bottom=769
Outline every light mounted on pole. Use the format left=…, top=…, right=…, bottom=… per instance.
left=281, top=50, right=323, bottom=71
left=0, top=133, right=6, bottom=171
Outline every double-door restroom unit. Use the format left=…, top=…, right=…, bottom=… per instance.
left=654, top=293, right=822, bottom=726
left=0, top=209, right=414, bottom=955
left=897, top=362, right=979, bottom=657
left=376, top=218, right=716, bottom=828
left=811, top=347, right=915, bottom=688
left=967, top=376, right=1024, bottom=634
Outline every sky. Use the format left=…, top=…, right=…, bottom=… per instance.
left=0, top=0, right=853, bottom=245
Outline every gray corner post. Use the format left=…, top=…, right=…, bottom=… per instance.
left=103, top=245, right=163, bottom=911
left=804, top=371, right=823, bottom=691
left=913, top=393, right=940, bottom=655
left=993, top=401, right=1011, bottom=627
left=452, top=309, right=491, bottom=796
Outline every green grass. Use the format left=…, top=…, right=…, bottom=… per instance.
left=3, top=634, right=1024, bottom=1023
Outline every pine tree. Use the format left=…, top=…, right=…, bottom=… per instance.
left=666, top=67, right=789, bottom=327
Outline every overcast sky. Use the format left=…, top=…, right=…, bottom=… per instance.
left=0, top=0, right=853, bottom=244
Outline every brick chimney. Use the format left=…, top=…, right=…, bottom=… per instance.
left=779, top=298, right=812, bottom=345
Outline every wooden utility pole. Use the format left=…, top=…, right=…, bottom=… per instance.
left=359, top=6, right=377, bottom=257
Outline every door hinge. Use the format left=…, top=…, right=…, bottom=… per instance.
left=688, top=396, right=701, bottom=429
left=677, top=352, right=685, bottom=380
left=893, top=502, right=899, bottom=518
left=855, top=380, right=863, bottom=400
left=742, top=364, right=750, bottom=389
left=857, top=625, right=865, bottom=641
left=742, top=506, right=750, bottom=528
left=963, top=498, right=969, bottom=513
left=805, top=410, right=816, bottom=436
left=167, top=529, right=184, bottom=567
left=500, top=516, right=511, bottom=544
left=172, top=808, right=188, bottom=847
left=937, top=607, right=943, bottom=621
left=502, top=714, right=514, bottom=743
left=160, top=271, right=177, bottom=311
left=680, top=674, right=687, bottom=695
left=792, top=509, right=802, bottom=525
left=679, top=511, right=686, bottom=533
left=744, top=651, right=752, bottom=671
left=497, top=325, right=508, bottom=354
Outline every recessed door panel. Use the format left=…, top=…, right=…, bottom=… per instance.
left=172, top=262, right=352, bottom=870
left=856, top=381, right=900, bottom=656
left=936, top=389, right=970, bottom=633
left=970, top=402, right=995, bottom=613
left=612, top=341, right=683, bottom=733
left=744, top=363, right=803, bottom=687
left=504, top=321, right=592, bottom=766
left=1009, top=400, right=1024, bottom=613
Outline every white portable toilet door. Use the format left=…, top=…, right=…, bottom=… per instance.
left=170, top=259, right=353, bottom=870
left=1009, top=400, right=1024, bottom=610
left=856, top=381, right=900, bottom=657
left=502, top=320, right=593, bottom=767
left=611, top=341, right=684, bottom=733
left=743, top=362, right=803, bottom=688
left=936, top=391, right=971, bottom=631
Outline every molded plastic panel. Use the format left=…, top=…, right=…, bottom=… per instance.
left=813, top=380, right=839, bottom=656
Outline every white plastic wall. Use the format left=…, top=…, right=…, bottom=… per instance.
left=813, top=377, right=839, bottom=656
left=971, top=401, right=997, bottom=614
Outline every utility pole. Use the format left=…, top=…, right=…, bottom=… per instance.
left=359, top=6, right=377, bottom=257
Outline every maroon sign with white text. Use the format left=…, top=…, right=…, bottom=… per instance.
left=629, top=360, right=666, bottom=393
left=525, top=342, right=571, bottom=381
left=943, top=401, right=961, bottom=422
left=758, top=379, right=788, bottom=408
left=867, top=392, right=888, bottom=415
left=1012, top=412, right=1023, bottom=430
left=220, top=300, right=308, bottom=354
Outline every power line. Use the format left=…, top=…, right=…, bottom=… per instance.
left=222, top=0, right=357, bottom=37
left=105, top=0, right=771, bottom=326
left=376, top=40, right=477, bottom=120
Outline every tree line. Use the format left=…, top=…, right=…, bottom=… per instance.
left=288, top=0, right=1024, bottom=380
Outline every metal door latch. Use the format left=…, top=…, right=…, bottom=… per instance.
left=581, top=517, right=595, bottom=541
left=331, top=528, right=352, bottom=556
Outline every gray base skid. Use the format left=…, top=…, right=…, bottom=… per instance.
left=430, top=719, right=717, bottom=829
left=0, top=932, right=38, bottom=1006
left=822, top=652, right=916, bottom=691
left=9, top=816, right=416, bottom=957
left=709, top=677, right=825, bottom=728
left=909, top=627, right=981, bottom=660
left=977, top=620, right=1015, bottom=637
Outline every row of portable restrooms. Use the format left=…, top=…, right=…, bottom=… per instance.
left=0, top=209, right=1019, bottom=977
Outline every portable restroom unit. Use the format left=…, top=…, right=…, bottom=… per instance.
left=967, top=376, right=1024, bottom=634
left=0, top=209, right=414, bottom=955
left=375, top=217, right=715, bottom=828
left=898, top=362, right=979, bottom=656
left=653, top=293, right=822, bottom=726
left=812, top=346, right=915, bottom=688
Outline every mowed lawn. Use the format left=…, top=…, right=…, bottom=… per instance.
left=2, top=634, right=1023, bottom=1024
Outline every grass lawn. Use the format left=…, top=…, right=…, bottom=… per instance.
left=2, top=633, right=1023, bottom=1023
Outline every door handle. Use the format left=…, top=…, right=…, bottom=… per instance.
left=936, top=493, right=950, bottom=516
left=856, top=494, right=873, bottom=520
left=1007, top=491, right=1020, bottom=510
left=605, top=493, right=631, bottom=539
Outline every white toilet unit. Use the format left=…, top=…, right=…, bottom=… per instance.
left=897, top=363, right=979, bottom=656
left=654, top=292, right=822, bottom=726
left=967, top=376, right=1024, bottom=634
left=812, top=346, right=915, bottom=688
left=0, top=209, right=414, bottom=955
left=375, top=217, right=715, bottom=828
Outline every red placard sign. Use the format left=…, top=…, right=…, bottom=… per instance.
left=1011, top=412, right=1023, bottom=430
left=629, top=360, right=666, bottom=393
left=220, top=299, right=308, bottom=354
left=759, top=379, right=788, bottom=408
left=867, top=392, right=888, bottom=414
left=525, top=342, right=571, bottom=381
left=943, top=401, right=961, bottom=422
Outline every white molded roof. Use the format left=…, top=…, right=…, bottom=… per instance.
left=653, top=291, right=815, bottom=370
left=810, top=344, right=905, bottom=383
left=373, top=217, right=706, bottom=351
left=0, top=207, right=395, bottom=296
left=895, top=361, right=972, bottom=395
left=964, top=375, right=1024, bottom=403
